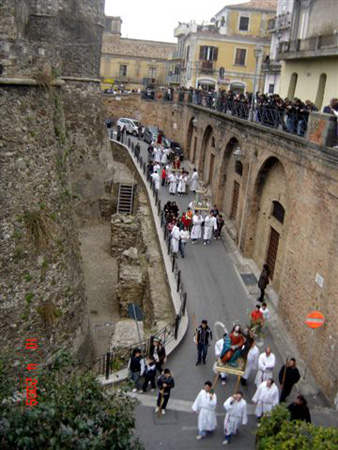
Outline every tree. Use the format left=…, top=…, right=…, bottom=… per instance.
left=0, top=352, right=143, bottom=449
left=255, top=405, right=338, bottom=450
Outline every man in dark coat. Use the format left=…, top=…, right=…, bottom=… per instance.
left=258, top=264, right=270, bottom=302
left=279, top=358, right=301, bottom=402
left=195, top=320, right=213, bottom=366
left=156, top=368, right=175, bottom=415
left=288, top=395, right=311, bottom=423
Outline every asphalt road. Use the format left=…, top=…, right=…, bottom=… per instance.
left=114, top=133, right=337, bottom=449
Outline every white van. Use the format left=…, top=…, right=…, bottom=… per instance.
left=117, top=118, right=142, bottom=136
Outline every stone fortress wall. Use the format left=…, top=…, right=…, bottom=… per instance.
left=103, top=93, right=338, bottom=402
left=0, top=0, right=111, bottom=362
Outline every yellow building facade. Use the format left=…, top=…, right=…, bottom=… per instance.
left=101, top=17, right=176, bottom=90
left=175, top=0, right=277, bottom=92
left=278, top=0, right=338, bottom=109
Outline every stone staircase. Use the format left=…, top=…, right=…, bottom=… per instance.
left=117, top=183, right=134, bottom=214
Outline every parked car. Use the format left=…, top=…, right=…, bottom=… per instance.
left=143, top=126, right=159, bottom=144
left=117, top=118, right=143, bottom=136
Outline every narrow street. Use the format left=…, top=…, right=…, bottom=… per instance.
left=113, top=133, right=331, bottom=449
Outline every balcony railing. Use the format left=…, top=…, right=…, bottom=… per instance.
left=169, top=50, right=182, bottom=59
left=200, top=60, right=214, bottom=73
left=268, top=13, right=292, bottom=31
left=279, top=33, right=338, bottom=57
left=262, top=59, right=282, bottom=74
left=167, top=74, right=180, bottom=84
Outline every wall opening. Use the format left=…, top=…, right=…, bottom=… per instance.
left=287, top=72, right=298, bottom=100
left=315, top=73, right=327, bottom=110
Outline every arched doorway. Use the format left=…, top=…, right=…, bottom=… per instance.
left=287, top=72, right=298, bottom=100
left=217, top=137, right=240, bottom=214
left=199, top=125, right=213, bottom=178
left=315, top=73, right=327, bottom=110
left=246, top=157, right=288, bottom=291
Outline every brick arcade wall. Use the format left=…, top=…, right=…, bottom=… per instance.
left=103, top=93, right=338, bottom=401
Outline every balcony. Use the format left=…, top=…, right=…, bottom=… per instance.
left=268, top=13, right=292, bottom=32
left=261, top=59, right=281, bottom=74
left=169, top=50, right=182, bottom=60
left=200, top=60, right=214, bottom=73
left=278, top=32, right=338, bottom=60
left=167, top=74, right=180, bottom=84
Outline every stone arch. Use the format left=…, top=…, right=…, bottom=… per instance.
left=245, top=156, right=289, bottom=292
left=199, top=125, right=213, bottom=178
left=216, top=136, right=241, bottom=212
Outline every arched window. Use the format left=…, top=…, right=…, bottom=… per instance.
left=211, top=136, right=215, bottom=148
left=287, top=73, right=298, bottom=100
left=235, top=161, right=243, bottom=176
left=271, top=201, right=285, bottom=224
left=315, top=73, right=327, bottom=110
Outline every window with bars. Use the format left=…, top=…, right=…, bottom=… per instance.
left=234, top=48, right=247, bottom=66
left=149, top=67, right=157, bottom=78
left=199, top=46, right=218, bottom=61
left=235, top=161, right=243, bottom=176
left=271, top=201, right=285, bottom=223
left=239, top=16, right=249, bottom=31
left=119, top=64, right=127, bottom=77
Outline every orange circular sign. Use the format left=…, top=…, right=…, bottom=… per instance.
left=305, top=311, right=325, bottom=329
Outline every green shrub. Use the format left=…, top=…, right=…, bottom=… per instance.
left=0, top=352, right=143, bottom=449
left=256, top=405, right=338, bottom=450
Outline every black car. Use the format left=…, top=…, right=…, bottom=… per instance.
left=143, top=126, right=159, bottom=144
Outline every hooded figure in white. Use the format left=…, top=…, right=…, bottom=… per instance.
left=191, top=212, right=203, bottom=242
left=252, top=379, right=279, bottom=417
left=223, top=392, right=248, bottom=444
left=151, top=171, right=160, bottom=190
left=190, top=169, right=198, bottom=192
left=241, top=341, right=259, bottom=385
left=170, top=224, right=180, bottom=254
left=192, top=382, right=217, bottom=440
left=203, top=212, right=217, bottom=244
left=255, top=347, right=276, bottom=387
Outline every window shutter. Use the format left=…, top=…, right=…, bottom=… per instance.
left=199, top=46, right=204, bottom=60
left=213, top=47, right=218, bottom=61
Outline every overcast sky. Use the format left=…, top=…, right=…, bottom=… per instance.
left=105, top=0, right=248, bottom=42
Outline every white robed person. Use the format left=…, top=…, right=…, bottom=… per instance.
left=191, top=381, right=217, bottom=440
left=190, top=168, right=198, bottom=192
left=214, top=334, right=228, bottom=385
left=252, top=378, right=279, bottom=418
left=223, top=391, right=248, bottom=445
left=170, top=223, right=180, bottom=254
left=191, top=211, right=203, bottom=244
left=255, top=347, right=276, bottom=387
left=240, top=340, right=259, bottom=387
left=153, top=146, right=162, bottom=163
left=203, top=212, right=217, bottom=245
left=150, top=171, right=160, bottom=191
left=168, top=172, right=177, bottom=195
left=177, top=172, right=188, bottom=196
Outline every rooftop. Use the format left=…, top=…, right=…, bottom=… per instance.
left=220, top=0, right=277, bottom=13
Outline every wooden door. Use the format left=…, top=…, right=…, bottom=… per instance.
left=208, top=153, right=215, bottom=184
left=230, top=181, right=240, bottom=220
left=266, top=227, right=280, bottom=279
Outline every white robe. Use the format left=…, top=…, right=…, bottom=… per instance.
left=161, top=148, right=169, bottom=165
left=192, top=390, right=217, bottom=433
left=177, top=175, right=187, bottom=194
left=260, top=307, right=270, bottom=321
left=203, top=215, right=217, bottom=240
left=168, top=173, right=177, bottom=194
left=154, top=147, right=162, bottom=163
left=171, top=226, right=180, bottom=253
left=255, top=352, right=276, bottom=387
left=252, top=381, right=279, bottom=417
left=242, top=345, right=259, bottom=381
left=151, top=172, right=160, bottom=190
left=223, top=397, right=248, bottom=435
left=190, top=172, right=198, bottom=191
left=191, top=215, right=203, bottom=239
left=214, top=338, right=227, bottom=378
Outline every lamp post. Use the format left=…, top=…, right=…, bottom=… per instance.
left=248, top=46, right=263, bottom=121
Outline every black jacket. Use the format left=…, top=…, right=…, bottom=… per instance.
left=157, top=375, right=175, bottom=394
left=196, top=326, right=212, bottom=345
left=279, top=365, right=300, bottom=388
left=288, top=402, right=311, bottom=423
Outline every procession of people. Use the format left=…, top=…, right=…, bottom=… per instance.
left=123, top=130, right=309, bottom=446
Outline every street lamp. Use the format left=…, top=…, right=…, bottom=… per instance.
left=192, top=118, right=198, bottom=128
left=248, top=46, right=263, bottom=121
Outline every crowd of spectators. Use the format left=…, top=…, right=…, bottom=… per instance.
left=143, top=86, right=338, bottom=138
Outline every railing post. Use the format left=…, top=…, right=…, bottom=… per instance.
left=105, top=352, right=111, bottom=380
left=174, top=314, right=180, bottom=340
left=182, top=293, right=187, bottom=316
left=176, top=270, right=181, bottom=292
left=167, top=236, right=171, bottom=255
left=172, top=253, right=176, bottom=272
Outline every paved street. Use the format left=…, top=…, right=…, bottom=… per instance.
left=114, top=133, right=337, bottom=448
